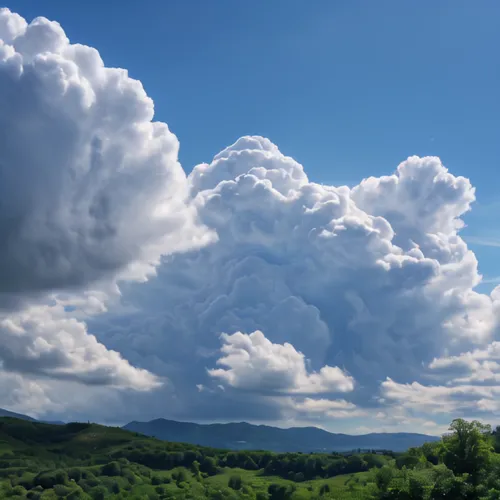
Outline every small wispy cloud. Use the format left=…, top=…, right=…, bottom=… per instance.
left=465, top=236, right=500, bottom=248
left=481, top=276, right=500, bottom=285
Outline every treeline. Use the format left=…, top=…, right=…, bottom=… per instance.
left=109, top=441, right=393, bottom=481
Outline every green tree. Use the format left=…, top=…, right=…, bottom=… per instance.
left=408, top=476, right=425, bottom=500
left=201, top=456, right=218, bottom=476
left=441, top=418, right=492, bottom=481
left=101, top=461, right=121, bottom=476
left=376, top=466, right=394, bottom=493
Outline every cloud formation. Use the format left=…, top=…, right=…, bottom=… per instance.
left=88, top=135, right=500, bottom=429
left=1, top=8, right=500, bottom=432
left=208, top=331, right=354, bottom=394
left=0, top=8, right=210, bottom=302
left=0, top=8, right=210, bottom=394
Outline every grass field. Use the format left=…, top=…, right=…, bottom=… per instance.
left=205, top=468, right=378, bottom=499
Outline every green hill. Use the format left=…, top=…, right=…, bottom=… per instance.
left=0, top=416, right=498, bottom=499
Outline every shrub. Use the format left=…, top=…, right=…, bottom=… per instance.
left=228, top=475, right=243, bottom=490
left=319, top=484, right=330, bottom=495
left=101, top=461, right=121, bottom=477
left=34, top=469, right=68, bottom=489
left=53, top=484, right=74, bottom=497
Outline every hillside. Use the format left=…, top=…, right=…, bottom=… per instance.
left=0, top=416, right=497, bottom=499
left=0, top=407, right=36, bottom=421
left=0, top=416, right=396, bottom=499
left=123, top=418, right=439, bottom=452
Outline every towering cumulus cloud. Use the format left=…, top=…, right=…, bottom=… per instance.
left=91, top=136, right=500, bottom=430
left=0, top=8, right=211, bottom=407
left=1, top=8, right=499, bottom=430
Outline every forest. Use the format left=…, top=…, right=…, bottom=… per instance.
left=0, top=417, right=500, bottom=499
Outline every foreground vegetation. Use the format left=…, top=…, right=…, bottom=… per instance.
left=1, top=417, right=500, bottom=499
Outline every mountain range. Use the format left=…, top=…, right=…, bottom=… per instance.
left=0, top=407, right=439, bottom=452
left=123, top=418, right=440, bottom=453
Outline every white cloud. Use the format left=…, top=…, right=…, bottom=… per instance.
left=0, top=7, right=211, bottom=302
left=0, top=8, right=213, bottom=405
left=292, top=398, right=367, bottom=418
left=83, top=133, right=500, bottom=427
left=208, top=331, right=354, bottom=394
left=1, top=8, right=499, bottom=431
left=380, top=377, right=500, bottom=417
left=0, top=370, right=55, bottom=417
left=0, top=303, right=161, bottom=389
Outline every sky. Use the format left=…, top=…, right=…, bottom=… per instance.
left=0, top=1, right=499, bottom=435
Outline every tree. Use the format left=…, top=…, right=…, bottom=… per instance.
left=101, top=461, right=121, bottom=476
left=408, top=476, right=425, bottom=500
left=376, top=466, right=394, bottom=493
left=396, top=454, right=420, bottom=470
left=421, top=442, right=440, bottom=465
left=201, top=456, right=218, bottom=476
left=442, top=418, right=492, bottom=481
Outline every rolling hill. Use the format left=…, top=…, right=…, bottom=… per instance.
left=0, top=407, right=37, bottom=421
left=123, top=418, right=440, bottom=452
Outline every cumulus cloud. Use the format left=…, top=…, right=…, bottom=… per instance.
left=87, top=134, right=500, bottom=428
left=379, top=339, right=500, bottom=421
left=429, top=342, right=500, bottom=385
left=292, top=398, right=367, bottom=419
left=0, top=303, right=160, bottom=389
left=208, top=331, right=354, bottom=394
left=0, top=8, right=211, bottom=302
left=380, top=377, right=500, bottom=416
left=1, top=8, right=499, bottom=431
left=0, top=8, right=212, bottom=402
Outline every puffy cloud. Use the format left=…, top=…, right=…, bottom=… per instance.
left=208, top=331, right=354, bottom=394
left=0, top=8, right=212, bottom=405
left=1, top=8, right=499, bottom=431
left=380, top=377, right=500, bottom=417
left=87, top=134, right=499, bottom=427
left=292, top=398, right=367, bottom=419
left=0, top=370, right=55, bottom=417
left=0, top=8, right=211, bottom=302
left=379, top=339, right=500, bottom=421
left=0, top=303, right=160, bottom=389
left=429, top=342, right=500, bottom=385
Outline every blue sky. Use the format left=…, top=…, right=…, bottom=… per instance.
left=0, top=2, right=499, bottom=432
left=9, top=0, right=500, bottom=285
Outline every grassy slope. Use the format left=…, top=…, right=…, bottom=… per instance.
left=0, top=417, right=408, bottom=499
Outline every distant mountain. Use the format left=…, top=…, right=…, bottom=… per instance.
left=0, top=408, right=37, bottom=422
left=123, top=419, right=440, bottom=452
left=0, top=408, right=65, bottom=425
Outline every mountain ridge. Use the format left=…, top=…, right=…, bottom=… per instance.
left=123, top=417, right=440, bottom=452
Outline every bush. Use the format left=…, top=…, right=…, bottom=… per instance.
left=53, top=484, right=74, bottom=497
left=101, top=461, right=121, bottom=476
left=68, top=468, right=83, bottom=482
left=294, top=472, right=305, bottom=482
left=319, top=484, right=330, bottom=495
left=10, top=485, right=27, bottom=497
left=34, top=470, right=68, bottom=489
left=172, top=468, right=188, bottom=484
left=228, top=475, right=243, bottom=490
left=90, top=485, right=108, bottom=500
